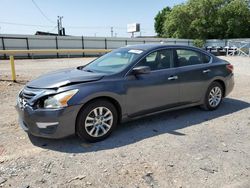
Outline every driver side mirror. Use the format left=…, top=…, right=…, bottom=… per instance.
left=132, top=66, right=151, bottom=75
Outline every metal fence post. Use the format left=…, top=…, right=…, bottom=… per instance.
left=55, top=36, right=59, bottom=58
left=81, top=36, right=85, bottom=57
left=10, top=55, right=16, bottom=82
left=1, top=37, right=7, bottom=59
left=26, top=37, right=31, bottom=58
left=104, top=38, right=107, bottom=49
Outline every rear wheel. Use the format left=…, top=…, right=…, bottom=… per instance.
left=201, top=81, right=223, bottom=111
left=76, top=100, right=118, bottom=142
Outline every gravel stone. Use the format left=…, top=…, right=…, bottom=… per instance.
left=0, top=56, right=249, bottom=187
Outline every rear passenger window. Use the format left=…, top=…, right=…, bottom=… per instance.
left=176, top=49, right=211, bottom=67
left=202, top=54, right=211, bottom=63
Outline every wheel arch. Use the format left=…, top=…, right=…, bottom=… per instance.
left=212, top=79, right=226, bottom=97
left=76, top=96, right=122, bottom=128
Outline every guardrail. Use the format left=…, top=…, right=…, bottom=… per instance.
left=0, top=49, right=112, bottom=82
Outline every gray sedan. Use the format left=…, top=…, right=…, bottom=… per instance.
left=16, top=44, right=234, bottom=142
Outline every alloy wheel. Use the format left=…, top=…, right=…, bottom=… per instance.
left=84, top=107, right=113, bottom=137
left=208, top=86, right=222, bottom=107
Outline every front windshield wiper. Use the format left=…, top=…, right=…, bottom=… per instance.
left=84, top=69, right=95, bottom=73
left=78, top=66, right=110, bottom=74
left=77, top=66, right=95, bottom=72
left=76, top=65, right=94, bottom=71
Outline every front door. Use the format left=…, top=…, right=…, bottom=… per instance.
left=124, top=49, right=180, bottom=117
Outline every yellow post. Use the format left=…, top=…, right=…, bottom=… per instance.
left=10, top=55, right=16, bottom=82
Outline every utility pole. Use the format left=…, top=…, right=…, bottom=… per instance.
left=57, top=18, right=60, bottom=35
left=57, top=16, right=65, bottom=36
left=111, top=27, right=114, bottom=37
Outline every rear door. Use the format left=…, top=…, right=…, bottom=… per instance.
left=174, top=48, right=212, bottom=104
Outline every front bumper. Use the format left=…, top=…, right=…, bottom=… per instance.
left=16, top=103, right=82, bottom=139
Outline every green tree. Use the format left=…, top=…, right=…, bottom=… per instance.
left=219, top=0, right=250, bottom=38
left=154, top=7, right=171, bottom=37
left=155, top=0, right=250, bottom=39
left=186, top=0, right=227, bottom=39
left=163, top=4, right=192, bottom=38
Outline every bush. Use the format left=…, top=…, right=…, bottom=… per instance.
left=193, top=39, right=205, bottom=48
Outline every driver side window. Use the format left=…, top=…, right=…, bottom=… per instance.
left=136, top=49, right=173, bottom=71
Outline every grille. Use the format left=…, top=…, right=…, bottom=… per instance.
left=22, top=90, right=36, bottom=100
left=18, top=87, right=45, bottom=108
left=20, top=87, right=42, bottom=101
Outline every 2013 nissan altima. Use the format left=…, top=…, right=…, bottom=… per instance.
left=16, top=44, right=234, bottom=142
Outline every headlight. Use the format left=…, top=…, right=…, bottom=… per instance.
left=43, top=89, right=78, bottom=109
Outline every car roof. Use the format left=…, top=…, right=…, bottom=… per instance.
left=124, top=43, right=202, bottom=51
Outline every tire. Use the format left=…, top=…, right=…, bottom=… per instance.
left=76, top=100, right=118, bottom=142
left=201, top=81, right=223, bottom=111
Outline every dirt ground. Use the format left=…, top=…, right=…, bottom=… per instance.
left=0, top=56, right=249, bottom=188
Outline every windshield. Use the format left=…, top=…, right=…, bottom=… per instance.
left=83, top=48, right=143, bottom=74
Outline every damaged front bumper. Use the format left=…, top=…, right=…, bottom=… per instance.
left=15, top=102, right=82, bottom=139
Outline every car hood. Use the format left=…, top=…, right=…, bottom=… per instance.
left=27, top=68, right=105, bottom=89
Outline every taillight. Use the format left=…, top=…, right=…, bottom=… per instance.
left=226, top=64, right=234, bottom=73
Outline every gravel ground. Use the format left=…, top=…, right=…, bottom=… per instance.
left=0, top=56, right=249, bottom=188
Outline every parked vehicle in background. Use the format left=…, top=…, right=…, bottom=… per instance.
left=16, top=44, right=234, bottom=142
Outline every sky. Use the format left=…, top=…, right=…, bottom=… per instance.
left=0, top=0, right=185, bottom=37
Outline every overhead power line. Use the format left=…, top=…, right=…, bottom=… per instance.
left=0, top=21, right=153, bottom=33
left=63, top=25, right=126, bottom=30
left=48, top=25, right=58, bottom=33
left=0, top=21, right=124, bottom=30
left=31, top=0, right=55, bottom=24
left=0, top=21, right=55, bottom=28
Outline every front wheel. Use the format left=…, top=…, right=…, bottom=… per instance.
left=201, top=82, right=223, bottom=111
left=76, top=100, right=118, bottom=142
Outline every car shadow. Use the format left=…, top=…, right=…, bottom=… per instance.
left=29, top=98, right=250, bottom=153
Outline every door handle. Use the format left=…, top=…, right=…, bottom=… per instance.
left=203, top=69, right=211, bottom=74
left=168, top=75, right=178, bottom=80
